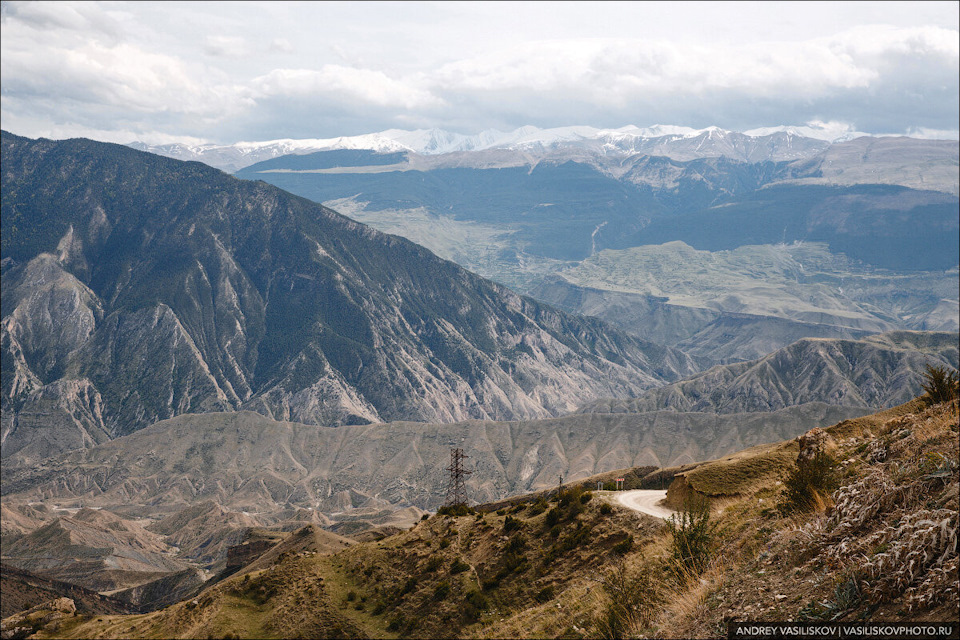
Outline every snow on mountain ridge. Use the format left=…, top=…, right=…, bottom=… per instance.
left=129, top=123, right=917, bottom=172
left=743, top=121, right=869, bottom=142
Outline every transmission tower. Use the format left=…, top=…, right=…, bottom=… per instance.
left=444, top=448, right=472, bottom=507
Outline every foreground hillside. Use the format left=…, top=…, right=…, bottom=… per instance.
left=9, top=395, right=955, bottom=639
left=1, top=131, right=697, bottom=464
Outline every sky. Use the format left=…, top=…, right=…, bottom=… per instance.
left=1, top=1, right=958, bottom=145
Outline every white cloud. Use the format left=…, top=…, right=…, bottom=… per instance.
left=205, top=35, right=249, bottom=58
left=1, top=38, right=249, bottom=116
left=269, top=37, right=294, bottom=54
left=252, top=66, right=444, bottom=110
left=0, top=2, right=956, bottom=142
left=905, top=126, right=960, bottom=140
left=432, top=25, right=958, bottom=99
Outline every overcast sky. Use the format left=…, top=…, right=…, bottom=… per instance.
left=1, top=1, right=958, bottom=145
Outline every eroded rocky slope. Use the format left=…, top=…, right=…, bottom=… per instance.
left=0, top=403, right=869, bottom=517
left=579, top=331, right=958, bottom=415
left=1, top=131, right=697, bottom=464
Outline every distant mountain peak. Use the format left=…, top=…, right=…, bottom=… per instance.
left=128, top=124, right=849, bottom=172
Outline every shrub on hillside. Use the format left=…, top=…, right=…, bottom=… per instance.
left=612, top=534, right=633, bottom=555
left=502, top=515, right=522, bottom=533
left=437, top=504, right=474, bottom=517
left=665, top=498, right=715, bottom=580
left=535, top=585, right=555, bottom=603
left=778, top=450, right=839, bottom=515
left=433, top=581, right=451, bottom=601
left=594, top=556, right=663, bottom=638
left=463, top=589, right=489, bottom=622
left=527, top=497, right=549, bottom=516
left=545, top=507, right=562, bottom=528
left=920, top=364, right=959, bottom=405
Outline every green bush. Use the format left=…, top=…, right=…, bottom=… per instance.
left=463, top=589, right=489, bottom=622
left=506, top=533, right=527, bottom=553
left=580, top=491, right=593, bottom=504
left=502, top=515, right=522, bottom=533
left=535, top=585, right=555, bottom=603
left=545, top=507, right=562, bottom=528
left=921, top=364, right=959, bottom=405
left=437, top=504, right=474, bottom=516
left=599, top=503, right=613, bottom=515
left=433, top=581, right=451, bottom=601
left=527, top=497, right=549, bottom=516
left=612, top=535, right=633, bottom=555
left=665, top=498, right=715, bottom=580
left=439, top=538, right=450, bottom=549
left=424, top=556, right=443, bottom=572
left=450, top=558, right=470, bottom=574
left=399, top=577, right=418, bottom=596
left=594, top=557, right=663, bottom=638
left=778, top=450, right=839, bottom=515
left=387, top=616, right=404, bottom=631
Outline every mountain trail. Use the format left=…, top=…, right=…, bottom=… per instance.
left=614, top=489, right=675, bottom=519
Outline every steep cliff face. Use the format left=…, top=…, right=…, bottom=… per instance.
left=1, top=132, right=697, bottom=461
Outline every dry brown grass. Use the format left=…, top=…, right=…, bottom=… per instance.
left=793, top=400, right=958, bottom=615
left=680, top=441, right=798, bottom=498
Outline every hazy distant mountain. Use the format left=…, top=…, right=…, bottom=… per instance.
left=131, top=124, right=838, bottom=172
left=781, top=136, right=960, bottom=196
left=534, top=241, right=959, bottom=361
left=579, top=331, right=959, bottom=415
left=1, top=131, right=697, bottom=464
left=222, top=131, right=959, bottom=370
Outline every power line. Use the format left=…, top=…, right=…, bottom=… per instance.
left=444, top=448, right=472, bottom=507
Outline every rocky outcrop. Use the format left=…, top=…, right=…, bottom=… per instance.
left=0, top=597, right=76, bottom=640
left=112, top=568, right=205, bottom=612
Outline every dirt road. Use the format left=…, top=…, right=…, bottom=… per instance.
left=615, top=489, right=676, bottom=520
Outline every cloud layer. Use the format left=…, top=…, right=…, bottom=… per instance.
left=1, top=1, right=957, bottom=143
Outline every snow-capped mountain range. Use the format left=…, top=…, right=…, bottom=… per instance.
left=130, top=123, right=872, bottom=172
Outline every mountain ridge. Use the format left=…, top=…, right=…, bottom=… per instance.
left=579, top=330, right=959, bottom=415
left=1, top=131, right=696, bottom=464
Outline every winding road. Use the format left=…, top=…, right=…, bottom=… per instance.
left=614, top=489, right=676, bottom=520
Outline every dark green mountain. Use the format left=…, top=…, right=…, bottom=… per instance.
left=0, top=132, right=697, bottom=464
left=240, top=157, right=670, bottom=261
left=625, top=183, right=959, bottom=271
